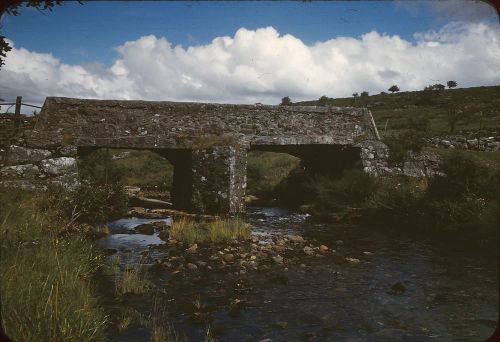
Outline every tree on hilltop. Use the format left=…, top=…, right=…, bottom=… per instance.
left=447, top=80, right=457, bottom=89
left=388, top=85, right=400, bottom=93
left=318, top=96, right=329, bottom=106
left=280, top=96, right=292, bottom=106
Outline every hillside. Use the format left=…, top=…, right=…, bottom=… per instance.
left=295, top=85, right=500, bottom=137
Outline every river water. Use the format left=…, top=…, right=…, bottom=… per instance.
left=96, top=207, right=498, bottom=341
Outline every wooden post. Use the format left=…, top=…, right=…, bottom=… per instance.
left=15, top=96, right=22, bottom=115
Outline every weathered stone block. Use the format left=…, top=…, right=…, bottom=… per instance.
left=24, top=130, right=63, bottom=148
left=58, top=145, right=78, bottom=157
left=40, top=157, right=77, bottom=176
left=0, top=164, right=40, bottom=178
left=0, top=180, right=48, bottom=192
left=4, top=145, right=51, bottom=165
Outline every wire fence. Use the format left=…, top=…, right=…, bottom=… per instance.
left=0, top=96, right=42, bottom=116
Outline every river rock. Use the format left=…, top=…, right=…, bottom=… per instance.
left=186, top=263, right=198, bottom=270
left=196, top=261, right=207, bottom=268
left=186, top=243, right=198, bottom=254
left=319, top=245, right=329, bottom=252
left=273, top=245, right=286, bottom=253
left=336, top=240, right=344, bottom=246
left=288, top=235, right=305, bottom=243
left=272, top=255, right=284, bottom=264
left=135, top=223, right=155, bottom=235
left=158, top=230, right=169, bottom=241
left=272, top=321, right=288, bottom=329
left=390, top=282, right=407, bottom=294
left=223, top=254, right=235, bottom=262
left=345, top=257, right=360, bottom=264
left=303, top=246, right=314, bottom=256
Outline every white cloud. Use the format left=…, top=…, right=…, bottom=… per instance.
left=0, top=21, right=499, bottom=109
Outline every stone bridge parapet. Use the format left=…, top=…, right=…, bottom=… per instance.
left=0, top=97, right=392, bottom=214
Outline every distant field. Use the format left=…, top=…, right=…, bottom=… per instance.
left=296, top=85, right=500, bottom=136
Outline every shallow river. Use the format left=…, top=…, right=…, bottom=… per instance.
left=96, top=207, right=498, bottom=341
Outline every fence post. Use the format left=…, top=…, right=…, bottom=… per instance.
left=15, top=96, right=22, bottom=115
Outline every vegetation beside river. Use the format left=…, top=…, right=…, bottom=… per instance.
left=0, top=190, right=109, bottom=341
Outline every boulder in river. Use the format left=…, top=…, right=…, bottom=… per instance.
left=134, top=223, right=155, bottom=235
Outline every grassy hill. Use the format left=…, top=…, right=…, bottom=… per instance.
left=295, top=85, right=500, bottom=137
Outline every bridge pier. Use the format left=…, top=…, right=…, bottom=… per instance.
left=190, top=146, right=246, bottom=214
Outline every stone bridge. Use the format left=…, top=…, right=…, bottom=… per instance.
left=0, top=97, right=391, bottom=214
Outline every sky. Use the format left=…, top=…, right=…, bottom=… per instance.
left=0, top=0, right=499, bottom=110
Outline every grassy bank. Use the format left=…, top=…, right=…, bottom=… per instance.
left=0, top=190, right=108, bottom=341
left=273, top=149, right=499, bottom=251
left=170, top=217, right=251, bottom=244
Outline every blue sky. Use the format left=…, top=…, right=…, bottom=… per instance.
left=0, top=1, right=481, bottom=66
left=0, top=1, right=498, bottom=106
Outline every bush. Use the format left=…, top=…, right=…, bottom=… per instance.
left=369, top=177, right=425, bottom=224
left=45, top=182, right=129, bottom=224
left=427, top=150, right=492, bottom=199
left=383, top=130, right=426, bottom=164
left=422, top=150, right=498, bottom=232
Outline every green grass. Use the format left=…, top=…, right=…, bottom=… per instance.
left=0, top=190, right=108, bottom=341
left=296, top=85, right=500, bottom=136
left=430, top=147, right=500, bottom=170
left=169, top=217, right=251, bottom=244
left=116, top=266, right=150, bottom=296
left=247, top=151, right=300, bottom=196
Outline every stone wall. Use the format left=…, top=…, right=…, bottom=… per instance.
left=0, top=142, right=79, bottom=191
left=427, top=134, right=499, bottom=151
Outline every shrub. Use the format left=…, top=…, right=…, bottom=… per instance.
left=369, top=176, right=425, bottom=224
left=360, top=91, right=369, bottom=97
left=45, top=182, right=129, bottom=224
left=384, top=130, right=426, bottom=164
left=422, top=150, right=498, bottom=232
left=427, top=150, right=492, bottom=199
left=447, top=80, right=457, bottom=89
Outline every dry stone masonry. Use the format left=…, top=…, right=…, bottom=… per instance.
left=1, top=97, right=392, bottom=214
